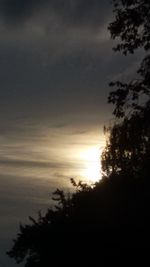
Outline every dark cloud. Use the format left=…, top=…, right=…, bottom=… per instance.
left=0, top=0, right=42, bottom=22
left=0, top=0, right=110, bottom=28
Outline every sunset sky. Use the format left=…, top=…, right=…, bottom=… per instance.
left=0, top=1, right=142, bottom=266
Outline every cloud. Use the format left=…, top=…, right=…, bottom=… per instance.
left=0, top=0, right=110, bottom=28
left=0, top=157, right=83, bottom=170
left=0, top=0, right=42, bottom=23
left=0, top=0, right=112, bottom=128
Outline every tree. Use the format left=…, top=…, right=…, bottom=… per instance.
left=108, top=0, right=150, bottom=118
left=102, top=0, right=150, bottom=176
left=7, top=175, right=150, bottom=266
left=101, top=107, right=150, bottom=176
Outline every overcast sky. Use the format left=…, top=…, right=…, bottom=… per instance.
left=0, top=1, right=142, bottom=266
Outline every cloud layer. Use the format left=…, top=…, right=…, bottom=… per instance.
left=0, top=0, right=109, bottom=27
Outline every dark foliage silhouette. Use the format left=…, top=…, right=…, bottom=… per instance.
left=108, top=0, right=150, bottom=118
left=7, top=1, right=150, bottom=266
left=101, top=106, right=150, bottom=177
left=102, top=0, right=150, bottom=176
left=7, top=176, right=150, bottom=266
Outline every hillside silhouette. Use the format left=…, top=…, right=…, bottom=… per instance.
left=7, top=1, right=150, bottom=266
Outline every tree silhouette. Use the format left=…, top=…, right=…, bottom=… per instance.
left=7, top=1, right=150, bottom=266
left=102, top=0, right=150, bottom=176
left=109, top=0, right=150, bottom=54
left=107, top=0, right=150, bottom=119
left=101, top=107, right=150, bottom=177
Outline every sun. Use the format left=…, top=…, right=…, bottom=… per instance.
left=83, top=161, right=101, bottom=183
left=80, top=146, right=102, bottom=183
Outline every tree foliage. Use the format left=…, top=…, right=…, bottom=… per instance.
left=7, top=175, right=150, bottom=266
left=102, top=104, right=150, bottom=176
left=108, top=0, right=150, bottom=118
left=109, top=0, right=150, bottom=54
left=102, top=0, right=150, bottom=176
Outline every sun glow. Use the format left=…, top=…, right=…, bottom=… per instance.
left=80, top=146, right=102, bottom=183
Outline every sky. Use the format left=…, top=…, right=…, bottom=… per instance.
left=0, top=1, right=142, bottom=266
